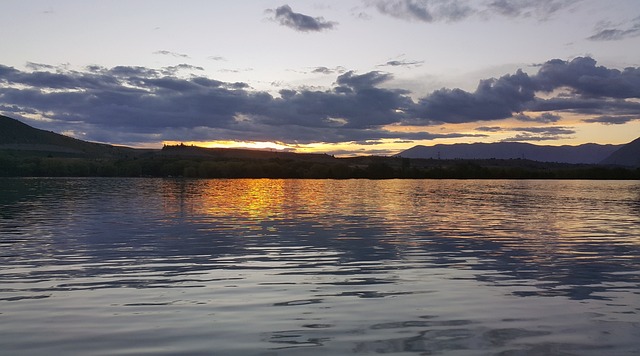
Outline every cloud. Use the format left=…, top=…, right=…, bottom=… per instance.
left=153, top=50, right=190, bottom=58
left=1, top=56, right=639, bottom=147
left=488, top=0, right=579, bottom=20
left=588, top=17, right=640, bottom=41
left=0, top=64, right=412, bottom=144
left=218, top=68, right=254, bottom=73
left=364, top=0, right=577, bottom=22
left=336, top=70, right=395, bottom=90
left=25, top=62, right=57, bottom=71
left=476, top=126, right=503, bottom=132
left=502, top=126, right=576, bottom=142
left=534, top=57, right=640, bottom=98
left=583, top=115, right=639, bottom=125
left=513, top=112, right=561, bottom=123
left=268, top=5, right=337, bottom=32
left=511, top=126, right=575, bottom=135
left=161, top=64, right=204, bottom=75
left=311, top=66, right=347, bottom=74
left=409, top=57, right=640, bottom=125
left=475, top=125, right=575, bottom=138
left=366, top=0, right=473, bottom=22
left=378, top=59, right=424, bottom=68
left=410, top=69, right=536, bottom=123
left=502, top=133, right=570, bottom=142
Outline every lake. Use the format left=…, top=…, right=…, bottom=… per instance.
left=1, top=178, right=639, bottom=355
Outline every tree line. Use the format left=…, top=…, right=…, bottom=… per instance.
left=1, top=152, right=638, bottom=179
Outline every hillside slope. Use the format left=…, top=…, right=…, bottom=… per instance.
left=600, top=137, right=640, bottom=167
left=0, top=115, right=136, bottom=157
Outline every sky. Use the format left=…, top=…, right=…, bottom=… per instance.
left=1, top=0, right=640, bottom=156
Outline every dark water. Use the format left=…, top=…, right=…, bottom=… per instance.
left=1, top=178, right=639, bottom=355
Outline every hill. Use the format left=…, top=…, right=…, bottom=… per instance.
left=397, top=142, right=621, bottom=164
left=0, top=115, right=137, bottom=158
left=600, top=137, right=640, bottom=167
left=1, top=115, right=638, bottom=179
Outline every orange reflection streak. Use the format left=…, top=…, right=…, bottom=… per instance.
left=161, top=179, right=294, bottom=237
left=160, top=179, right=346, bottom=237
left=234, top=179, right=285, bottom=220
left=194, top=179, right=286, bottom=220
left=159, top=179, right=640, bottom=254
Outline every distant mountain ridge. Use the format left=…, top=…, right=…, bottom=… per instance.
left=397, top=141, right=623, bottom=165
left=2, top=115, right=639, bottom=168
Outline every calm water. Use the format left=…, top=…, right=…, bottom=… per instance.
left=1, top=178, right=639, bottom=355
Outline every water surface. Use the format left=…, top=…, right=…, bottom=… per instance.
left=1, top=178, right=639, bottom=355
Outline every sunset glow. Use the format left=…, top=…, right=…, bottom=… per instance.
left=163, top=140, right=292, bottom=151
left=1, top=1, right=639, bottom=155
left=2, top=2, right=640, bottom=353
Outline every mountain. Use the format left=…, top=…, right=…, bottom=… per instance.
left=1, top=115, right=638, bottom=179
left=0, top=115, right=137, bottom=158
left=397, top=142, right=622, bottom=164
left=600, top=137, right=640, bottom=167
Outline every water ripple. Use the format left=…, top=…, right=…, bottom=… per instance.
left=1, top=178, right=639, bottom=355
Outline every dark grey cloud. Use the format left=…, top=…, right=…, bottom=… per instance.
left=268, top=5, right=337, bottom=32
left=153, top=50, right=190, bottom=58
left=378, top=59, right=425, bottom=68
left=311, top=66, right=347, bottom=74
left=161, top=64, right=204, bottom=75
left=367, top=0, right=473, bottom=22
left=25, top=62, right=57, bottom=71
left=535, top=57, right=640, bottom=98
left=410, top=69, right=536, bottom=123
left=502, top=126, right=576, bottom=142
left=259, top=72, right=413, bottom=130
left=502, top=126, right=575, bottom=142
left=476, top=126, right=503, bottom=132
left=312, top=66, right=332, bottom=74
left=513, top=112, right=561, bottom=123
left=583, top=115, right=639, bottom=125
left=476, top=125, right=574, bottom=136
left=488, top=0, right=578, bottom=20
left=354, top=140, right=384, bottom=145
left=365, top=0, right=577, bottom=22
left=512, top=126, right=575, bottom=135
left=1, top=56, right=638, bottom=147
left=323, top=147, right=400, bottom=156
left=410, top=57, right=640, bottom=125
left=0, top=64, right=415, bottom=144
left=528, top=96, right=640, bottom=115
left=502, top=133, right=570, bottom=142
left=588, top=17, right=640, bottom=41
left=336, top=71, right=395, bottom=90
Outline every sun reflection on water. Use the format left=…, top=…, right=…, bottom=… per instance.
left=1, top=178, right=640, bottom=355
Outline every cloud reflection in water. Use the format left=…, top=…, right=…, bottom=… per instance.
left=0, top=178, right=639, bottom=354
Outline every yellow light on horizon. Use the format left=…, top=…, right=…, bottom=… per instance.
left=162, top=140, right=292, bottom=151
